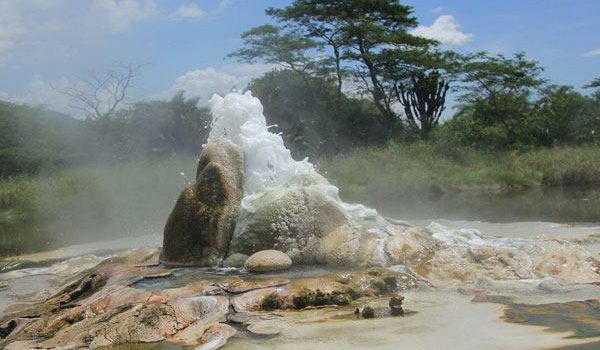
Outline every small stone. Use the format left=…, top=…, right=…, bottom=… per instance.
left=244, top=250, right=292, bottom=273
left=538, top=278, right=563, bottom=292
left=195, top=323, right=237, bottom=350
left=336, top=274, right=351, bottom=284
left=222, top=253, right=249, bottom=268
left=367, top=269, right=382, bottom=276
left=247, top=320, right=281, bottom=336
left=389, top=295, right=404, bottom=316
left=228, top=312, right=250, bottom=324
left=361, top=306, right=375, bottom=319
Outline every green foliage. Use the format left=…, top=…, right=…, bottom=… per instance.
left=449, top=52, right=546, bottom=148
left=292, top=288, right=356, bottom=309
left=0, top=92, right=210, bottom=178
left=248, top=69, right=388, bottom=159
left=261, top=292, right=281, bottom=311
left=459, top=51, right=546, bottom=103
left=227, top=24, right=320, bottom=73
left=0, top=101, right=74, bottom=177
left=82, top=92, right=211, bottom=162
left=0, top=157, right=196, bottom=256
left=583, top=77, right=600, bottom=90
left=322, top=141, right=600, bottom=201
left=444, top=82, right=600, bottom=150
left=0, top=174, right=105, bottom=255
left=237, top=0, right=443, bottom=137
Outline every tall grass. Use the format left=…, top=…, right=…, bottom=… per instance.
left=319, top=143, right=600, bottom=201
left=0, top=175, right=100, bottom=255
left=0, top=157, right=197, bottom=256
left=513, top=146, right=600, bottom=186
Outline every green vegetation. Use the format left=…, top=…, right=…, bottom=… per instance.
left=1, top=1, right=599, bottom=254
left=0, top=158, right=195, bottom=256
left=292, top=288, right=358, bottom=309
left=0, top=174, right=102, bottom=255
left=320, top=143, right=600, bottom=200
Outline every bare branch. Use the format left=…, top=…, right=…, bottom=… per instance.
left=51, top=62, right=146, bottom=119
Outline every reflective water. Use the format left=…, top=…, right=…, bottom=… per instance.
left=370, top=187, right=600, bottom=224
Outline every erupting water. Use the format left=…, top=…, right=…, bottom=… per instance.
left=207, top=92, right=599, bottom=284
left=208, top=91, right=379, bottom=221
left=209, top=91, right=314, bottom=194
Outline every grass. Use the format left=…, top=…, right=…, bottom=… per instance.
left=0, top=157, right=197, bottom=256
left=319, top=142, right=600, bottom=201
left=2, top=145, right=599, bottom=256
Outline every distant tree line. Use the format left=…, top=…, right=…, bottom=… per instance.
left=231, top=0, right=600, bottom=149
left=0, top=92, right=210, bottom=177
left=1, top=0, right=599, bottom=179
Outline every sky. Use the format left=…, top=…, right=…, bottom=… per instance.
left=0, top=0, right=599, bottom=117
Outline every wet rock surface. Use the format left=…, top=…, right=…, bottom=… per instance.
left=222, top=253, right=249, bottom=268
left=161, top=138, right=245, bottom=267
left=0, top=249, right=420, bottom=350
left=245, top=250, right=292, bottom=272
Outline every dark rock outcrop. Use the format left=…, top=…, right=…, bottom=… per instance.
left=160, top=138, right=244, bottom=266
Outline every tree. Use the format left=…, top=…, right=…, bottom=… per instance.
left=232, top=1, right=442, bottom=138
left=267, top=3, right=349, bottom=95
left=248, top=69, right=387, bottom=159
left=584, top=77, right=600, bottom=90
left=458, top=52, right=545, bottom=109
left=80, top=92, right=211, bottom=162
left=454, top=52, right=546, bottom=147
left=396, top=70, right=449, bottom=139
left=53, top=63, right=144, bottom=119
left=227, top=24, right=320, bottom=73
left=528, top=85, right=588, bottom=146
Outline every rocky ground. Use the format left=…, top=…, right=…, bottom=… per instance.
left=0, top=248, right=418, bottom=350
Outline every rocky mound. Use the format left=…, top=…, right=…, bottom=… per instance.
left=160, top=138, right=244, bottom=266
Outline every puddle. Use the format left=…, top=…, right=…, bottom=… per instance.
left=503, top=300, right=600, bottom=338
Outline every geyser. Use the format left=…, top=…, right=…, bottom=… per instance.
left=160, top=91, right=600, bottom=286
left=161, top=91, right=436, bottom=267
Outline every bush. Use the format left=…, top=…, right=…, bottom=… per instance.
left=320, top=142, right=600, bottom=202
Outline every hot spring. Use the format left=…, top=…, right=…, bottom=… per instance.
left=0, top=92, right=598, bottom=350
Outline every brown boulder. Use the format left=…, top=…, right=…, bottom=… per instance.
left=245, top=250, right=292, bottom=272
left=160, top=138, right=244, bottom=266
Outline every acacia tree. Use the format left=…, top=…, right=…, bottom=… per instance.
left=267, top=2, right=349, bottom=95
left=458, top=52, right=545, bottom=112
left=52, top=63, right=145, bottom=119
left=230, top=0, right=443, bottom=138
left=453, top=52, right=546, bottom=147
left=227, top=24, right=320, bottom=74
left=584, top=77, right=600, bottom=90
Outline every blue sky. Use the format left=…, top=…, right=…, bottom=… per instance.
left=0, top=0, right=598, bottom=116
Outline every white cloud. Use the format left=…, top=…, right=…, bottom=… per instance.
left=217, top=0, right=235, bottom=12
left=90, top=0, right=158, bottom=33
left=411, top=15, right=473, bottom=46
left=167, top=67, right=239, bottom=100
left=0, top=76, right=75, bottom=115
left=582, top=48, right=600, bottom=57
left=431, top=7, right=444, bottom=15
left=161, top=64, right=275, bottom=104
left=0, top=0, right=161, bottom=62
left=170, top=3, right=206, bottom=20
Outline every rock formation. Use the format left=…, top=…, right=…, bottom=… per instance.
left=228, top=173, right=350, bottom=264
left=160, top=138, right=244, bottom=266
left=244, top=250, right=292, bottom=272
